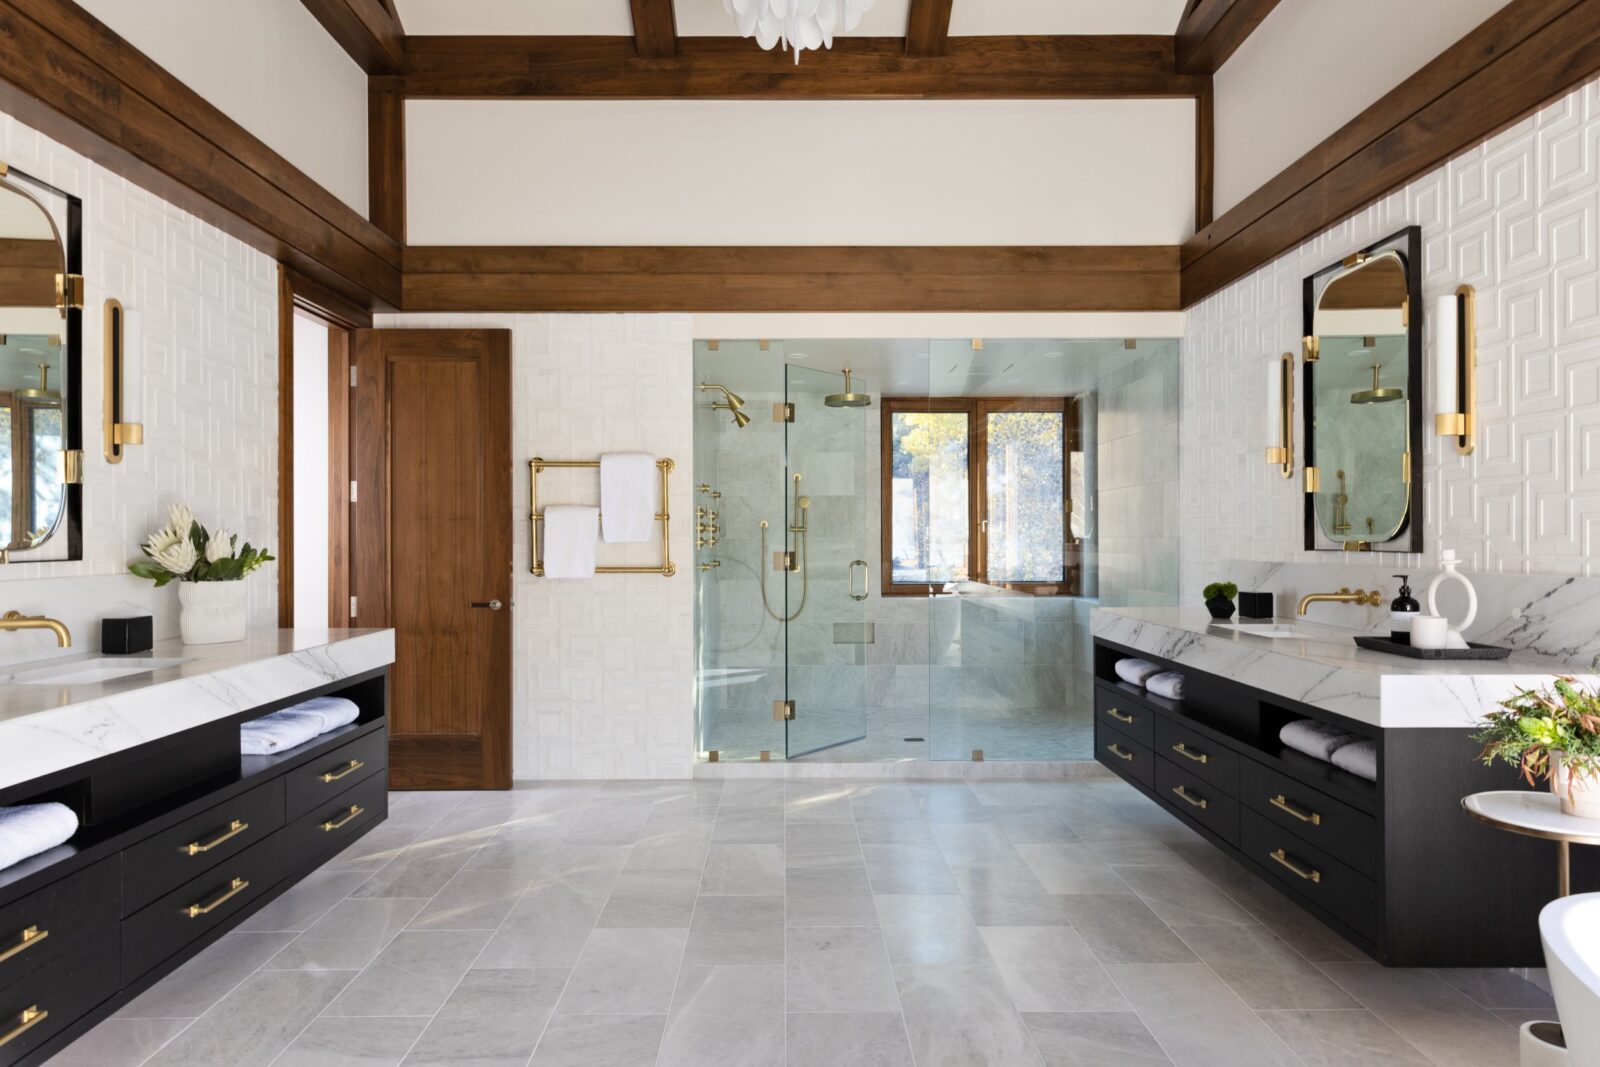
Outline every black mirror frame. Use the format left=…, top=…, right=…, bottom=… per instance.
left=1301, top=224, right=1423, bottom=554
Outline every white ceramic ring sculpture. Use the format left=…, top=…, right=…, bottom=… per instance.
left=1425, top=548, right=1478, bottom=646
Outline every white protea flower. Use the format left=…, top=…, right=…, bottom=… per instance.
left=205, top=529, right=236, bottom=563
left=168, top=502, right=196, bottom=538
left=144, top=524, right=181, bottom=556
left=151, top=538, right=198, bottom=576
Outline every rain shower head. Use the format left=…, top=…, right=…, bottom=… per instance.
left=1351, top=363, right=1404, bottom=404
left=824, top=368, right=872, bottom=408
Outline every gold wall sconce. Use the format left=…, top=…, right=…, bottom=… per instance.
left=1264, top=351, right=1294, bottom=478
left=1434, top=285, right=1476, bottom=455
left=103, top=299, right=144, bottom=463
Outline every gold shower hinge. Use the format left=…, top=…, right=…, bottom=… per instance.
left=1303, top=466, right=1321, bottom=493
left=62, top=449, right=84, bottom=485
left=1343, top=251, right=1368, bottom=268
left=55, top=273, right=84, bottom=310
left=773, top=700, right=796, bottom=722
left=773, top=550, right=797, bottom=572
left=706, top=339, right=720, bottom=351
left=773, top=402, right=795, bottom=423
left=1302, top=335, right=1319, bottom=362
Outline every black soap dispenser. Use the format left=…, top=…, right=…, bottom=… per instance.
left=1389, top=575, right=1420, bottom=645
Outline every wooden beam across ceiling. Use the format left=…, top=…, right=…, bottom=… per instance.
left=905, top=0, right=956, bottom=58
left=297, top=0, right=406, bottom=74
left=400, top=34, right=1208, bottom=98
left=1174, top=0, right=1282, bottom=75
left=629, top=0, right=678, bottom=58
left=402, top=245, right=1181, bottom=313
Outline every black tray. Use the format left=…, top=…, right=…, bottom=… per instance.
left=1353, top=635, right=1512, bottom=660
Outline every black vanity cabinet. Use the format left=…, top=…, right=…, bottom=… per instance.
left=0, top=667, right=388, bottom=1066
left=1093, top=638, right=1557, bottom=967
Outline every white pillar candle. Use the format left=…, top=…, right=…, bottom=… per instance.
left=1265, top=356, right=1284, bottom=452
left=1434, top=292, right=1458, bottom=426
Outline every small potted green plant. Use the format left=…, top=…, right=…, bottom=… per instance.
left=1473, top=678, right=1600, bottom=818
left=1203, top=581, right=1238, bottom=620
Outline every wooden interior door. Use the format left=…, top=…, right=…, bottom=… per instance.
left=350, top=328, right=512, bottom=789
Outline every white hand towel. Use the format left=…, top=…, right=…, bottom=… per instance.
left=1145, top=671, right=1186, bottom=701
left=240, top=696, right=360, bottom=755
left=600, top=452, right=656, bottom=544
left=1114, top=658, right=1161, bottom=687
left=1330, top=739, right=1379, bottom=782
left=1279, top=718, right=1360, bottom=763
left=543, top=505, right=599, bottom=578
left=0, top=802, right=78, bottom=871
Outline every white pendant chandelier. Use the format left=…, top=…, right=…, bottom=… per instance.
left=724, top=0, right=877, bottom=63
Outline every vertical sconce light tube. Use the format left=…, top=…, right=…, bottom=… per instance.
left=1433, top=286, right=1475, bottom=455
left=103, top=299, right=145, bottom=464
left=1264, top=352, right=1293, bottom=478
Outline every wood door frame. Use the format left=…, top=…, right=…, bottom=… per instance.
left=277, top=264, right=371, bottom=628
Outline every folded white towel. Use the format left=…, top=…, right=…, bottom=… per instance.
left=0, top=802, right=78, bottom=871
left=599, top=452, right=656, bottom=544
left=240, top=696, right=360, bottom=755
left=1280, top=718, right=1360, bottom=763
left=1145, top=671, right=1186, bottom=701
left=543, top=505, right=599, bottom=578
left=1114, top=658, right=1161, bottom=687
left=1331, top=739, right=1378, bottom=782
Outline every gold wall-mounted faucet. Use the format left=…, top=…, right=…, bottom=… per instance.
left=1297, top=588, right=1383, bottom=615
left=0, top=610, right=71, bottom=647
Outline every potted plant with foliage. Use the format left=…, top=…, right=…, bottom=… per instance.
left=130, top=504, right=274, bottom=645
left=1473, top=677, right=1600, bottom=818
left=1203, top=581, right=1238, bottom=620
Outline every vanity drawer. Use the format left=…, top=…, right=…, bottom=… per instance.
left=0, top=934, right=118, bottom=1067
left=1095, top=686, right=1154, bottom=749
left=284, top=728, right=387, bottom=821
left=1095, top=721, right=1155, bottom=792
left=1154, top=717, right=1240, bottom=796
left=1241, top=809, right=1378, bottom=942
left=285, top=771, right=387, bottom=872
left=0, top=859, right=117, bottom=992
left=122, top=779, right=285, bottom=915
left=1240, top=761, right=1377, bottom=875
left=122, top=831, right=285, bottom=982
left=1155, top=756, right=1238, bottom=847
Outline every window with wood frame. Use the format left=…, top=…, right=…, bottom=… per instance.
left=881, top=396, right=1082, bottom=597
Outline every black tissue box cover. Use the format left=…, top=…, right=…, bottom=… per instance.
left=1238, top=592, right=1274, bottom=619
left=102, top=615, right=153, bottom=654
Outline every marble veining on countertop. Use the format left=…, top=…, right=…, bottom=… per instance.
left=1093, top=606, right=1598, bottom=729
left=0, top=628, right=395, bottom=792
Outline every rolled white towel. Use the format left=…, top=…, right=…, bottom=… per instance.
left=0, top=802, right=78, bottom=872
left=1114, top=658, right=1161, bottom=687
left=1145, top=671, right=1186, bottom=701
left=1279, top=718, right=1360, bottom=763
left=1330, top=739, right=1378, bottom=782
left=241, top=696, right=359, bottom=755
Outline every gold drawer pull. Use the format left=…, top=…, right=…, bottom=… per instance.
left=1269, top=848, right=1322, bottom=883
left=1106, top=744, right=1135, bottom=762
left=0, top=926, right=47, bottom=964
left=0, top=1006, right=47, bottom=1049
left=322, top=805, right=364, bottom=832
left=186, top=819, right=248, bottom=856
left=321, top=759, right=365, bottom=783
left=1171, top=785, right=1209, bottom=810
left=1106, top=707, right=1136, bottom=724
left=1171, top=743, right=1208, bottom=764
left=1269, top=794, right=1322, bottom=826
left=187, top=877, right=249, bottom=918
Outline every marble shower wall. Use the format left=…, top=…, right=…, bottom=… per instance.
left=1182, top=75, right=1600, bottom=664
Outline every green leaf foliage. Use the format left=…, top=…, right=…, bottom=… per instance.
left=1472, top=677, right=1600, bottom=786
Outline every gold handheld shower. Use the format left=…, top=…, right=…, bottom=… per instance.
left=760, top=474, right=810, bottom=622
left=699, top=383, right=751, bottom=428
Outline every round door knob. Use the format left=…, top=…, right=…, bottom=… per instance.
left=470, top=599, right=503, bottom=611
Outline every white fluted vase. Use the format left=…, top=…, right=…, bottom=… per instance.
left=178, top=581, right=248, bottom=645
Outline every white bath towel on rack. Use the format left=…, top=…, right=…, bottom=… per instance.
left=544, top=505, right=599, bottom=578
left=600, top=453, right=656, bottom=543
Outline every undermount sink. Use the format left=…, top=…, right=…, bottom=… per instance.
left=1211, top=623, right=1305, bottom=639
left=9, top=657, right=189, bottom=686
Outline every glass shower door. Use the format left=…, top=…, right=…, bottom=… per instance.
left=782, top=364, right=869, bottom=758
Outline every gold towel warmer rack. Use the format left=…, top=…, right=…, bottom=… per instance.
left=529, top=457, right=676, bottom=577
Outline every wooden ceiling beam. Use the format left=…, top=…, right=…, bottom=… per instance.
left=1175, top=0, right=1282, bottom=75
left=905, top=0, right=955, bottom=57
left=629, top=0, right=678, bottom=58
left=401, top=34, right=1206, bottom=98
left=297, top=0, right=406, bottom=74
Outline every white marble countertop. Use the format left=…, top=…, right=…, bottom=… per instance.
left=1093, top=606, right=1598, bottom=729
left=0, top=628, right=395, bottom=792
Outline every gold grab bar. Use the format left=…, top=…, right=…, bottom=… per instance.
left=1269, top=794, right=1322, bottom=825
left=1171, top=785, right=1209, bottom=810
left=529, top=457, right=676, bottom=577
left=0, top=926, right=46, bottom=964
left=187, top=877, right=249, bottom=918
left=0, top=1006, right=46, bottom=1049
left=1269, top=848, right=1322, bottom=883
left=1106, top=744, right=1134, bottom=762
left=322, top=805, right=364, bottom=832
left=1170, top=743, right=1208, bottom=764
left=186, top=820, right=248, bottom=856
left=849, top=560, right=869, bottom=602
left=321, top=759, right=364, bottom=783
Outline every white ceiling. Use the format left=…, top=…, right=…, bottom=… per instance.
left=393, top=0, right=1189, bottom=37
